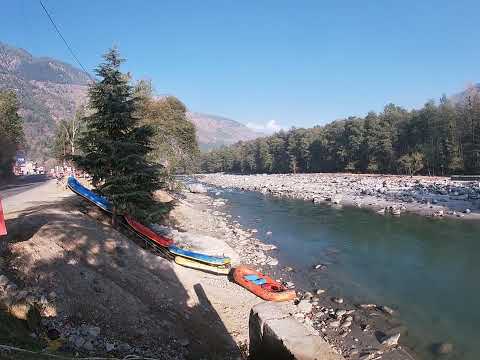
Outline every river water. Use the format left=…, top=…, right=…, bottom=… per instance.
left=211, top=187, right=479, bottom=360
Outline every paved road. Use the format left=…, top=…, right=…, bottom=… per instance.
left=0, top=175, right=50, bottom=199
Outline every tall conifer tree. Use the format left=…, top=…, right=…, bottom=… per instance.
left=75, top=48, right=166, bottom=225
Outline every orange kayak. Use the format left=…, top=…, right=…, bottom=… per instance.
left=232, top=266, right=295, bottom=302
left=124, top=216, right=173, bottom=247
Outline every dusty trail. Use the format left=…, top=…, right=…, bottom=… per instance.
left=0, top=179, right=259, bottom=359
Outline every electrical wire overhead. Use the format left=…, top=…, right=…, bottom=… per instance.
left=39, top=0, right=93, bottom=81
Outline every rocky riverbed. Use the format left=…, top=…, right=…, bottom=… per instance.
left=185, top=181, right=418, bottom=360
left=198, top=173, right=480, bottom=220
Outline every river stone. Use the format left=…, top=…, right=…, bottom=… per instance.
left=316, top=289, right=326, bottom=295
left=179, top=338, right=190, bottom=347
left=379, top=305, right=394, bottom=315
left=302, top=291, right=313, bottom=300
left=188, top=183, right=207, bottom=194
left=329, top=320, right=341, bottom=328
left=332, top=297, right=344, bottom=304
left=434, top=342, right=453, bottom=355
left=381, top=333, right=400, bottom=347
left=341, top=320, right=352, bottom=328
left=297, top=300, right=313, bottom=313
left=358, top=304, right=376, bottom=309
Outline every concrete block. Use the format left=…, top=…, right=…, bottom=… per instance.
left=249, top=302, right=344, bottom=360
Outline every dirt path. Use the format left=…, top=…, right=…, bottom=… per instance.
left=0, top=180, right=260, bottom=359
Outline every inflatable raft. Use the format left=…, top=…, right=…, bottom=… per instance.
left=168, top=245, right=231, bottom=266
left=232, top=266, right=296, bottom=302
left=174, top=256, right=230, bottom=275
left=124, top=216, right=173, bottom=247
left=67, top=177, right=112, bottom=212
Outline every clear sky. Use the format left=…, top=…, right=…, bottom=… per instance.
left=2, top=0, right=479, bottom=131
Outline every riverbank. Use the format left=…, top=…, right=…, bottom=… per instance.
left=198, top=173, right=480, bottom=220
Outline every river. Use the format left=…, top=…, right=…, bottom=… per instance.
left=211, top=186, right=479, bottom=360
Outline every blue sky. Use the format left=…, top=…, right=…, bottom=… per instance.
left=2, top=0, right=479, bottom=131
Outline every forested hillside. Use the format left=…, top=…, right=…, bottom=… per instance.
left=201, top=85, right=480, bottom=176
left=0, top=42, right=89, bottom=160
left=0, top=42, right=261, bottom=160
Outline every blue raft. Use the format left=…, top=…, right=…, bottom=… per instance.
left=67, top=177, right=112, bottom=212
left=168, top=245, right=231, bottom=266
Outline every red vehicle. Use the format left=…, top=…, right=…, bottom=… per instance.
left=0, top=197, right=7, bottom=236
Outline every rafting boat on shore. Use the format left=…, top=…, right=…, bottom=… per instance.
left=67, top=177, right=112, bottom=212
left=124, top=216, right=173, bottom=247
left=174, top=256, right=230, bottom=275
left=233, top=266, right=295, bottom=302
left=168, top=245, right=231, bottom=266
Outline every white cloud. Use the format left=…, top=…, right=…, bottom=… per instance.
left=246, top=119, right=287, bottom=134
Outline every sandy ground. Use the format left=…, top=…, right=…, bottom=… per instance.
left=0, top=179, right=263, bottom=359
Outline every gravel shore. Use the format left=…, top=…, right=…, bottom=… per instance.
left=198, top=173, right=480, bottom=219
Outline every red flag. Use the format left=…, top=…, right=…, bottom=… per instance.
left=0, top=197, right=6, bottom=236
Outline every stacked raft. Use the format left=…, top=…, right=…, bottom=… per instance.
left=67, top=176, right=295, bottom=302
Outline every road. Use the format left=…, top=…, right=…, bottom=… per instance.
left=0, top=175, right=50, bottom=199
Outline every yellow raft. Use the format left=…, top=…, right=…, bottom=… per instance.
left=174, top=256, right=230, bottom=275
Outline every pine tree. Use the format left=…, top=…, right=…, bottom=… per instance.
left=0, top=91, right=24, bottom=178
left=74, top=48, right=166, bottom=225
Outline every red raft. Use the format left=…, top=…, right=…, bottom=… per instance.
left=232, top=265, right=296, bottom=302
left=124, top=216, right=173, bottom=247
left=0, top=198, right=6, bottom=236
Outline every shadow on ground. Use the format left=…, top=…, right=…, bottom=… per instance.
left=1, top=195, right=242, bottom=360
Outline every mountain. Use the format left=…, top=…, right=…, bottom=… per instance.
left=0, top=42, right=263, bottom=159
left=187, top=112, right=263, bottom=150
left=0, top=41, right=89, bottom=160
left=450, top=83, right=480, bottom=104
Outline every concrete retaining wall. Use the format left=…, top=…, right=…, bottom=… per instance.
left=249, top=302, right=344, bottom=360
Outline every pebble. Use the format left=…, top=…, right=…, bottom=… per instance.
left=358, top=303, right=376, bottom=309
left=329, top=320, right=341, bottom=328
left=316, top=289, right=326, bottom=295
left=341, top=320, right=352, bottom=328
left=332, top=297, right=344, bottom=304
left=179, top=338, right=190, bottom=347
left=381, top=333, right=401, bottom=347
left=434, top=342, right=453, bottom=355
left=378, top=305, right=394, bottom=315
left=297, top=300, right=313, bottom=313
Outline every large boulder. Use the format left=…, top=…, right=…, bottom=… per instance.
left=188, top=184, right=207, bottom=194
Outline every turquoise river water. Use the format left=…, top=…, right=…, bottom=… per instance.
left=211, top=187, right=479, bottom=360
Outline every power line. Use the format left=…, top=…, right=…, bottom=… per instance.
left=39, top=0, right=93, bottom=80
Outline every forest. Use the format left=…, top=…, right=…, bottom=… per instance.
left=200, top=86, right=480, bottom=176
left=0, top=90, right=24, bottom=179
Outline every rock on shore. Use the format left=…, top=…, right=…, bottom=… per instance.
left=198, top=173, right=480, bottom=219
